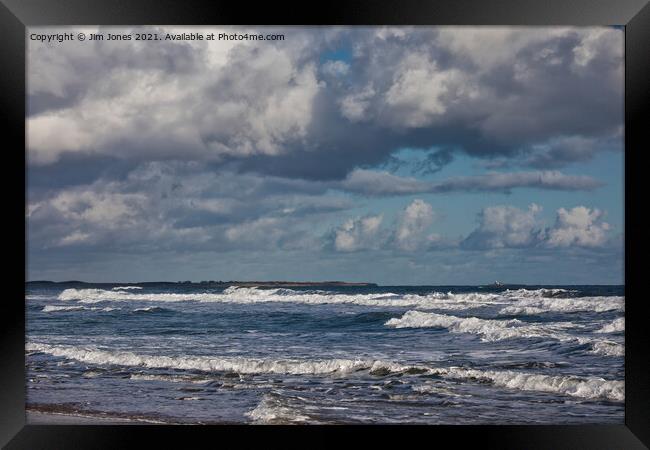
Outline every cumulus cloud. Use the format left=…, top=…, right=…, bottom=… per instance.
left=331, top=215, right=384, bottom=252
left=26, top=162, right=354, bottom=252
left=546, top=206, right=611, bottom=248
left=462, top=204, right=545, bottom=250
left=462, top=204, right=614, bottom=250
left=393, top=199, right=441, bottom=251
left=327, top=199, right=448, bottom=253
left=28, top=26, right=325, bottom=166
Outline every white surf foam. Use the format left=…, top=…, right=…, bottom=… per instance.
left=501, top=288, right=576, bottom=298
left=498, top=306, right=548, bottom=315
left=42, top=305, right=118, bottom=312
left=246, top=394, right=311, bottom=424
left=440, top=367, right=624, bottom=402
left=590, top=341, right=625, bottom=357
left=26, top=342, right=623, bottom=402
left=385, top=311, right=623, bottom=357
left=386, top=310, right=576, bottom=342
left=112, top=286, right=143, bottom=290
left=25, top=342, right=408, bottom=376
left=57, top=287, right=504, bottom=309
left=57, top=286, right=621, bottom=315
left=596, top=318, right=625, bottom=334
left=129, top=373, right=208, bottom=384
left=499, top=296, right=624, bottom=315
left=133, top=307, right=167, bottom=313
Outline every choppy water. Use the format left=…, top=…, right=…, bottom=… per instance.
left=26, top=282, right=624, bottom=424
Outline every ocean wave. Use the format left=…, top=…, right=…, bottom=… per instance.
left=133, top=307, right=168, bottom=313
left=112, top=286, right=143, bottom=290
left=596, top=318, right=625, bottom=334
left=590, top=341, right=625, bottom=357
left=498, top=306, right=548, bottom=315
left=386, top=310, right=576, bottom=342
left=25, top=343, right=623, bottom=402
left=57, top=287, right=496, bottom=308
left=56, top=287, right=623, bottom=314
left=501, top=288, right=576, bottom=298
left=246, top=394, right=312, bottom=424
left=385, top=311, right=623, bottom=357
left=441, top=367, right=623, bottom=402
left=129, top=373, right=208, bottom=384
left=498, top=296, right=624, bottom=314
left=42, top=305, right=119, bottom=313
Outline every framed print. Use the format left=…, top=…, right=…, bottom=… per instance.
left=2, top=0, right=648, bottom=448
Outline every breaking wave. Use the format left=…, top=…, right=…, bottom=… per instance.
left=25, top=343, right=623, bottom=402
left=596, top=318, right=625, bottom=334
left=112, top=286, right=143, bottom=290
left=246, top=394, right=312, bottom=424
left=498, top=296, right=624, bottom=314
left=591, top=341, right=625, bottom=357
left=385, top=311, right=623, bottom=357
left=42, top=305, right=119, bottom=313
left=56, top=287, right=623, bottom=315
left=385, top=310, right=576, bottom=341
left=133, top=307, right=168, bottom=313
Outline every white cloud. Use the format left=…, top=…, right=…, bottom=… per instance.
left=383, top=55, right=476, bottom=127
left=28, top=29, right=324, bottom=165
left=339, top=85, right=375, bottom=122
left=322, top=59, right=350, bottom=76
left=462, top=204, right=545, bottom=250
left=463, top=203, right=614, bottom=250
left=546, top=206, right=610, bottom=248
left=394, top=199, right=440, bottom=251
left=333, top=215, right=384, bottom=252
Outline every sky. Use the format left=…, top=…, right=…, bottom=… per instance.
left=26, top=26, right=624, bottom=285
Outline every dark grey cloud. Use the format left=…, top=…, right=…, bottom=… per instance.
left=28, top=26, right=623, bottom=178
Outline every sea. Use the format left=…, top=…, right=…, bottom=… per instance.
left=25, top=282, right=625, bottom=424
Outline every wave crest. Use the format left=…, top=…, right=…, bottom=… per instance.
left=385, top=311, right=623, bottom=358
left=42, top=305, right=118, bottom=312
left=26, top=343, right=623, bottom=402
left=56, top=287, right=623, bottom=315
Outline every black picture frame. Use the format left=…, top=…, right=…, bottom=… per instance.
left=2, top=0, right=648, bottom=447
